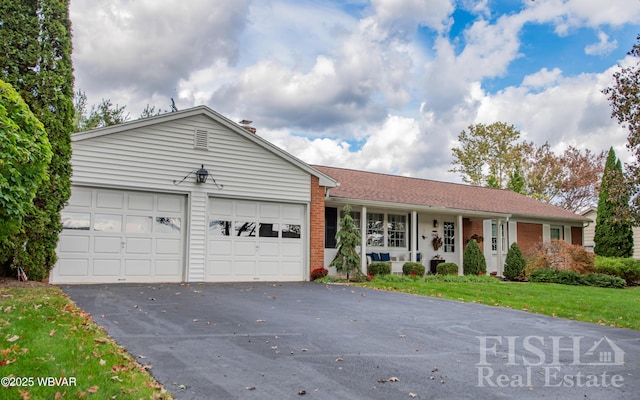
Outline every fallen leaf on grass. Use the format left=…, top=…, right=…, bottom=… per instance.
left=94, top=337, right=108, bottom=344
left=87, top=386, right=99, bottom=393
left=49, top=329, right=56, bottom=337
left=19, top=389, right=30, bottom=400
left=7, top=335, right=19, bottom=342
left=110, top=376, right=123, bottom=382
left=4, top=306, right=10, bottom=313
left=99, top=359, right=106, bottom=366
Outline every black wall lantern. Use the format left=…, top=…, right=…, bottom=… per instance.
left=433, top=219, right=439, bottom=228
left=195, top=165, right=209, bottom=184
left=173, top=164, right=223, bottom=189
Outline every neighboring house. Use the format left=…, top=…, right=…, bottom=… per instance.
left=52, top=105, right=590, bottom=284
left=581, top=208, right=640, bottom=259
left=51, top=106, right=337, bottom=284
left=314, top=166, right=590, bottom=276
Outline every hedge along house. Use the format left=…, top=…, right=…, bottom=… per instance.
left=51, top=106, right=337, bottom=284
left=314, top=166, right=591, bottom=276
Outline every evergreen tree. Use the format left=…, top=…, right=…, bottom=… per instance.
left=504, top=243, right=526, bottom=281
left=463, top=239, right=486, bottom=275
left=0, top=1, right=74, bottom=279
left=330, top=205, right=362, bottom=280
left=594, top=148, right=634, bottom=257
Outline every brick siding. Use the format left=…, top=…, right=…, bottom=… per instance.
left=517, top=222, right=542, bottom=253
left=463, top=218, right=485, bottom=253
left=309, top=176, right=325, bottom=278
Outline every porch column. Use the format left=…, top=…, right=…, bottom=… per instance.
left=497, top=218, right=504, bottom=276
left=411, top=211, right=418, bottom=262
left=361, top=206, right=367, bottom=274
left=457, top=214, right=463, bottom=276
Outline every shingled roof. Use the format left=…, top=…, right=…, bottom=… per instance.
left=313, top=165, right=588, bottom=222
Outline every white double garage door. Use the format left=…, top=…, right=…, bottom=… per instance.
left=54, top=188, right=304, bottom=283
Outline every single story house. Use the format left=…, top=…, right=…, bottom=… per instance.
left=314, top=166, right=590, bottom=276
left=51, top=105, right=590, bottom=283
left=582, top=208, right=640, bottom=258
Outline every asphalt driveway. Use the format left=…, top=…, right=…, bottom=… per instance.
left=62, top=282, right=640, bottom=400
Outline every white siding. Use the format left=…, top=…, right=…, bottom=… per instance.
left=68, top=112, right=313, bottom=282
left=70, top=114, right=311, bottom=202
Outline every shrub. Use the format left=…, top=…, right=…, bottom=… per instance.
left=402, top=262, right=425, bottom=276
left=528, top=269, right=625, bottom=289
left=368, top=262, right=391, bottom=276
left=504, top=243, right=526, bottom=281
left=310, top=267, right=328, bottom=281
left=436, top=262, right=458, bottom=275
left=463, top=239, right=486, bottom=275
left=595, top=256, right=640, bottom=286
left=524, top=240, right=595, bottom=276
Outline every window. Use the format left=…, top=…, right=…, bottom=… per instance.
left=443, top=222, right=455, bottom=252
left=282, top=224, right=301, bottom=239
left=387, top=214, right=406, bottom=247
left=367, top=213, right=384, bottom=247
left=325, top=207, right=337, bottom=248
left=94, top=214, right=122, bottom=232
left=550, top=226, right=563, bottom=240
left=340, top=210, right=361, bottom=230
left=259, top=223, right=279, bottom=237
left=234, top=221, right=256, bottom=237
left=61, top=212, right=90, bottom=230
left=155, top=217, right=181, bottom=234
left=491, top=222, right=506, bottom=252
left=210, top=220, right=231, bottom=236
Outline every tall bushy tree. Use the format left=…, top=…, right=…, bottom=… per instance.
left=330, top=205, right=362, bottom=280
left=0, top=0, right=74, bottom=280
left=0, top=80, right=52, bottom=244
left=463, top=239, right=486, bottom=275
left=594, top=148, right=634, bottom=257
left=604, top=35, right=640, bottom=224
left=451, top=123, right=603, bottom=211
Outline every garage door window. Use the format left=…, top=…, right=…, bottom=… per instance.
left=126, top=216, right=152, bottom=233
left=61, top=212, right=90, bottom=230
left=235, top=221, right=256, bottom=237
left=94, top=214, right=122, bottom=232
left=210, top=220, right=231, bottom=236
left=155, top=217, right=181, bottom=233
left=259, top=223, right=279, bottom=237
left=282, top=224, right=301, bottom=239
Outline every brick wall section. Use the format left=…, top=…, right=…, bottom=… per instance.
left=309, top=176, right=325, bottom=279
left=463, top=218, right=485, bottom=253
left=517, top=222, right=542, bottom=253
left=571, top=226, right=583, bottom=246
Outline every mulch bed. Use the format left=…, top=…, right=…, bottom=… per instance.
left=0, top=276, right=50, bottom=288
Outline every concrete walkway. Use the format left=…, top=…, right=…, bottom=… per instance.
left=62, top=282, right=640, bottom=400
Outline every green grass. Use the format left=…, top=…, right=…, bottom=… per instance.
left=0, top=286, right=172, bottom=399
left=356, top=275, right=640, bottom=330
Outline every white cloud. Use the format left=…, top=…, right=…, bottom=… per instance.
left=585, top=31, right=618, bottom=56
left=522, top=67, right=563, bottom=89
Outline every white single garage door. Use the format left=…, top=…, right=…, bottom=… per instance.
left=207, top=198, right=305, bottom=282
left=52, top=187, right=186, bottom=283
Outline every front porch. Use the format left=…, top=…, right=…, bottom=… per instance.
left=323, top=203, right=513, bottom=276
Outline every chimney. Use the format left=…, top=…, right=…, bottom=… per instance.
left=239, top=119, right=256, bottom=134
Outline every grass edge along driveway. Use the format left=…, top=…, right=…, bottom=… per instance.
left=0, top=285, right=172, bottom=400
left=356, top=276, right=640, bottom=330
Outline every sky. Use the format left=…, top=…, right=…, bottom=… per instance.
left=70, top=0, right=640, bottom=183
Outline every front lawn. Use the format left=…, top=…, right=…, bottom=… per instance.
left=0, top=284, right=172, bottom=399
left=357, top=275, right=640, bottom=330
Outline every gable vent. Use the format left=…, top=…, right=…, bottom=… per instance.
left=194, top=129, right=209, bottom=150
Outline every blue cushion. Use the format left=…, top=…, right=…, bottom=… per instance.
left=380, top=252, right=391, bottom=261
left=371, top=252, right=381, bottom=262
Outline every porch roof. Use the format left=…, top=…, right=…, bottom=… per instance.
left=313, top=165, right=589, bottom=223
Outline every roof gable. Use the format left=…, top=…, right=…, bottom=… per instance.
left=314, top=165, right=588, bottom=222
left=72, top=106, right=337, bottom=187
